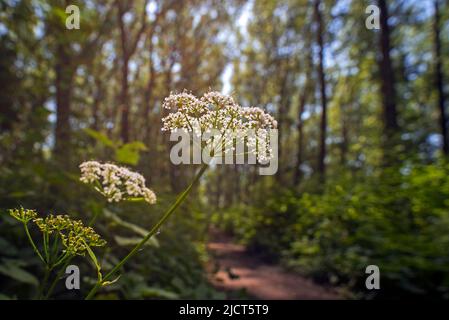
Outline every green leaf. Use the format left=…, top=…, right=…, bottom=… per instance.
left=84, top=128, right=115, bottom=148
left=83, top=241, right=102, bottom=282
left=0, top=259, right=39, bottom=287
left=101, top=275, right=121, bottom=287
left=0, top=238, right=18, bottom=255
left=115, top=141, right=148, bottom=165
left=114, top=235, right=159, bottom=248
left=104, top=210, right=159, bottom=247
left=104, top=210, right=154, bottom=237
left=122, top=141, right=148, bottom=151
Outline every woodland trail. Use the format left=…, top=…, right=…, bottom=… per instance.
left=207, top=232, right=340, bottom=300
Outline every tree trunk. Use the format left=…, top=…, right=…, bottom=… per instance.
left=341, top=108, right=348, bottom=165
left=144, top=34, right=156, bottom=142
left=116, top=0, right=148, bottom=143
left=117, top=2, right=130, bottom=143
left=294, top=51, right=313, bottom=186
left=120, top=56, right=130, bottom=143
left=378, top=0, right=399, bottom=148
left=276, top=63, right=290, bottom=182
left=434, top=0, right=448, bottom=155
left=314, top=0, right=327, bottom=181
left=294, top=91, right=306, bottom=186
left=92, top=76, right=103, bottom=131
left=54, top=43, right=74, bottom=165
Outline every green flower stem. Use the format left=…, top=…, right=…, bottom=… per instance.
left=88, top=208, right=101, bottom=226
left=50, top=235, right=59, bottom=264
left=52, top=251, right=71, bottom=268
left=37, top=266, right=51, bottom=300
left=85, top=164, right=209, bottom=300
left=43, top=232, right=50, bottom=263
left=44, top=259, right=71, bottom=299
left=23, top=222, right=45, bottom=264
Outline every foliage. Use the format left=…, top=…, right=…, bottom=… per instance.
left=1, top=0, right=449, bottom=301
left=217, top=162, right=449, bottom=299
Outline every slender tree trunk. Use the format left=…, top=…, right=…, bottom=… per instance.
left=314, top=0, right=327, bottom=181
left=54, top=43, right=74, bottom=165
left=163, top=55, right=181, bottom=192
left=276, top=62, right=289, bottom=179
left=294, top=44, right=313, bottom=186
left=341, top=108, right=348, bottom=165
left=119, top=59, right=130, bottom=143
left=117, top=2, right=130, bottom=143
left=294, top=96, right=306, bottom=186
left=144, top=35, right=156, bottom=142
left=378, top=0, right=399, bottom=150
left=92, top=76, right=103, bottom=131
left=117, top=0, right=148, bottom=143
left=434, top=0, right=448, bottom=155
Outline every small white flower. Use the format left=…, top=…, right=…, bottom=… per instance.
left=143, top=188, right=157, bottom=204
left=161, top=91, right=277, bottom=161
left=79, top=161, right=157, bottom=204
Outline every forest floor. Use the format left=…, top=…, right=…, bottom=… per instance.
left=207, top=231, right=340, bottom=300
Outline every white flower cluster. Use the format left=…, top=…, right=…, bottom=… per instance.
left=79, top=161, right=156, bottom=204
left=162, top=91, right=277, bottom=162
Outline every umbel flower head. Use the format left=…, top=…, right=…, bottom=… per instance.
left=8, top=209, right=106, bottom=257
left=162, top=91, right=277, bottom=132
left=34, top=214, right=106, bottom=256
left=79, top=161, right=157, bottom=204
left=161, top=91, right=277, bottom=162
left=9, top=207, right=37, bottom=223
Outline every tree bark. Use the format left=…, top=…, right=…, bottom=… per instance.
left=144, top=33, right=156, bottom=142
left=378, top=0, right=398, bottom=145
left=117, top=1, right=130, bottom=143
left=54, top=43, right=74, bottom=164
left=314, top=0, right=327, bottom=181
left=341, top=108, right=349, bottom=165
left=276, top=62, right=290, bottom=182
left=434, top=0, right=448, bottom=155
left=294, top=47, right=313, bottom=186
left=117, top=0, right=148, bottom=143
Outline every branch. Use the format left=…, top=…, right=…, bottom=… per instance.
left=128, top=0, right=150, bottom=58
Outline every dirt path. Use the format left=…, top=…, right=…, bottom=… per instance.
left=207, top=233, right=339, bottom=300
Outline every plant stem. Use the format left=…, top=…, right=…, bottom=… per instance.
left=43, top=232, right=50, bottom=263
left=52, top=252, right=71, bottom=268
left=37, top=266, right=51, bottom=300
left=23, top=222, right=45, bottom=263
left=50, top=235, right=59, bottom=264
left=88, top=208, right=101, bottom=226
left=44, top=259, right=71, bottom=299
left=85, top=164, right=208, bottom=300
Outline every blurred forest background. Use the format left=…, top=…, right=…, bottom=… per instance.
left=1, top=0, right=449, bottom=299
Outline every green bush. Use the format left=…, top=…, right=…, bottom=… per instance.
left=218, top=163, right=449, bottom=299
